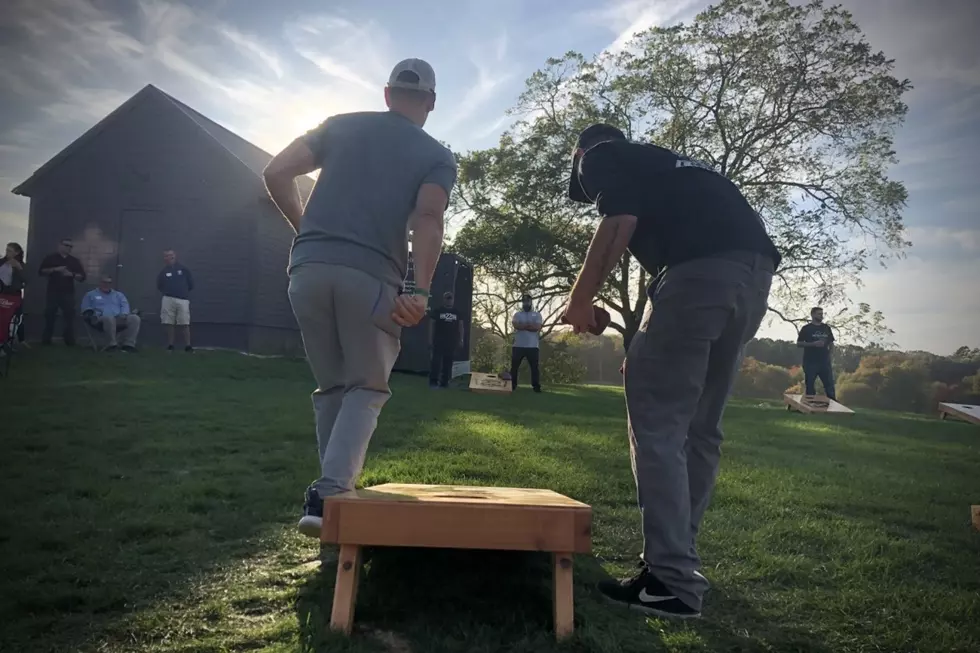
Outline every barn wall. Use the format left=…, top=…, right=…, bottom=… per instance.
left=250, top=199, right=299, bottom=332
left=21, top=93, right=265, bottom=349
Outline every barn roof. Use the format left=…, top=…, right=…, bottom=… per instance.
left=11, top=84, right=315, bottom=199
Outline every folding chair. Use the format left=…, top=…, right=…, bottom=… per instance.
left=0, top=295, right=23, bottom=378
left=82, top=309, right=140, bottom=352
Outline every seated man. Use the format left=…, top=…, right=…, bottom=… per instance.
left=81, top=276, right=141, bottom=352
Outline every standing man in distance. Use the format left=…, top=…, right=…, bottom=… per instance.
left=157, top=250, right=194, bottom=352
left=797, top=307, right=836, bottom=400
left=262, top=58, right=456, bottom=538
left=562, top=124, right=781, bottom=619
left=38, top=238, right=86, bottom=346
left=428, top=291, right=462, bottom=389
left=511, top=293, right=543, bottom=393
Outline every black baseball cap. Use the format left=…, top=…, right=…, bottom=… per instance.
left=567, top=123, right=627, bottom=204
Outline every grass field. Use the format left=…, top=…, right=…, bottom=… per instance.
left=1, top=347, right=979, bottom=653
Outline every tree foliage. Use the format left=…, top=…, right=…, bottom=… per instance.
left=453, top=0, right=911, bottom=348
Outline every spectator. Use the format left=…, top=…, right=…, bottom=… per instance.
left=797, top=307, right=836, bottom=399
left=0, top=242, right=26, bottom=295
left=511, top=293, right=543, bottom=392
left=0, top=242, right=26, bottom=344
left=81, top=276, right=141, bottom=352
left=157, top=249, right=194, bottom=352
left=38, top=238, right=85, bottom=346
left=428, top=291, right=462, bottom=388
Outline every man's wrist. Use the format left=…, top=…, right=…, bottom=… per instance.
left=411, top=287, right=430, bottom=298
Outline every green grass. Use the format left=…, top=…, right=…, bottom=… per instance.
left=1, top=347, right=978, bottom=653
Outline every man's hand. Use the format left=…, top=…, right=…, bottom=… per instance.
left=391, top=294, right=427, bottom=327
left=61, top=268, right=74, bottom=277
left=562, top=299, right=596, bottom=335
left=814, top=339, right=826, bottom=348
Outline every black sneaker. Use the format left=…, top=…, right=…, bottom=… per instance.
left=105, top=345, right=118, bottom=352
left=598, top=565, right=701, bottom=619
left=185, top=345, right=194, bottom=353
left=121, top=345, right=137, bottom=353
left=297, top=486, right=323, bottom=538
left=167, top=345, right=174, bottom=352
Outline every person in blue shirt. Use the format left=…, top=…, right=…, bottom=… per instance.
left=80, top=276, right=141, bottom=352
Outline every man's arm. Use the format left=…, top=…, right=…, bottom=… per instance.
left=263, top=137, right=319, bottom=233
left=70, top=257, right=86, bottom=282
left=184, top=266, right=194, bottom=292
left=80, top=291, right=93, bottom=314
left=567, top=214, right=637, bottom=308
left=119, top=293, right=130, bottom=315
left=38, top=255, right=60, bottom=276
left=527, top=312, right=543, bottom=333
left=407, top=183, right=449, bottom=294
left=156, top=269, right=165, bottom=293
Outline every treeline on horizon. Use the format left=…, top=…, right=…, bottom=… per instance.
left=470, top=328, right=980, bottom=414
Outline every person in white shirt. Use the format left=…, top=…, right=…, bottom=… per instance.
left=510, top=293, right=543, bottom=392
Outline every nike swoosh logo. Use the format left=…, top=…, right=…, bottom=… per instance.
left=638, top=589, right=675, bottom=603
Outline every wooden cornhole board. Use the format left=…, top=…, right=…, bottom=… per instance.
left=938, top=402, right=980, bottom=426
left=321, top=483, right=592, bottom=640
left=972, top=505, right=980, bottom=531
left=468, top=372, right=512, bottom=395
left=784, top=393, right=855, bottom=414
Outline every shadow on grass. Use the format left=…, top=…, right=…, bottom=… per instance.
left=294, top=547, right=836, bottom=653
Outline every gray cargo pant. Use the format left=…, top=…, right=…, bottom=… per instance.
left=288, top=263, right=402, bottom=498
left=624, top=251, right=773, bottom=611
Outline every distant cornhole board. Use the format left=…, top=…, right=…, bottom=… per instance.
left=972, top=505, right=980, bottom=531
left=938, top=402, right=980, bottom=426
left=321, top=483, right=592, bottom=641
left=784, top=393, right=855, bottom=414
left=469, top=372, right=512, bottom=395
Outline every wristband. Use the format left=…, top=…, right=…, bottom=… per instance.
left=411, top=288, right=430, bottom=298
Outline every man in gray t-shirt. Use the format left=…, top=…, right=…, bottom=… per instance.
left=510, top=293, right=543, bottom=392
left=262, top=58, right=457, bottom=538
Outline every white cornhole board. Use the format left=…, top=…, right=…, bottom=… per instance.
left=938, top=402, right=980, bottom=426
left=469, top=372, right=512, bottom=395
left=784, top=393, right=854, bottom=414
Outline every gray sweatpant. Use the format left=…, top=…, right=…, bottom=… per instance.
left=624, top=251, right=773, bottom=611
left=287, top=263, right=402, bottom=498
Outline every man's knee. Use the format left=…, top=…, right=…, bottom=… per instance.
left=128, top=314, right=141, bottom=327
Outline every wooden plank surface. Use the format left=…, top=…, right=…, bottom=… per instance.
left=939, top=403, right=980, bottom=426
left=784, top=394, right=855, bottom=414
left=972, top=506, right=980, bottom=531
left=328, top=483, right=591, bottom=508
left=469, top=372, right=512, bottom=394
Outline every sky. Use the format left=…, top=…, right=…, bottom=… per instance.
left=0, top=0, right=977, bottom=354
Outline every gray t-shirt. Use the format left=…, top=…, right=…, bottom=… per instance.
left=512, top=310, right=542, bottom=349
left=288, top=111, right=458, bottom=288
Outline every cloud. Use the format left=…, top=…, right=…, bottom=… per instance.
left=580, top=0, right=704, bottom=54
left=217, top=25, right=283, bottom=78
left=438, top=31, right=515, bottom=134
left=905, top=226, right=980, bottom=255
left=284, top=15, right=393, bottom=92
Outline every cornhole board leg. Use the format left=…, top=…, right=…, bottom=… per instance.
left=329, top=544, right=362, bottom=634
left=552, top=552, right=574, bottom=641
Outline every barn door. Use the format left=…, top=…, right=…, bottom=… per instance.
left=117, top=209, right=165, bottom=315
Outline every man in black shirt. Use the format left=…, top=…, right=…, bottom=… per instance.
left=562, top=124, right=781, bottom=619
left=797, top=307, right=836, bottom=400
left=38, top=238, right=86, bottom=346
left=428, top=291, right=461, bottom=388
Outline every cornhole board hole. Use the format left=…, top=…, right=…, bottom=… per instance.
left=972, top=505, right=980, bottom=531
left=469, top=372, right=512, bottom=395
left=321, top=484, right=592, bottom=641
left=938, top=402, right=980, bottom=426
left=784, top=393, right=855, bottom=414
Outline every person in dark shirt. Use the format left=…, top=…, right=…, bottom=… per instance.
left=561, top=124, right=781, bottom=619
left=428, top=291, right=461, bottom=388
left=38, top=238, right=86, bottom=346
left=797, top=307, right=836, bottom=400
left=157, top=250, right=194, bottom=352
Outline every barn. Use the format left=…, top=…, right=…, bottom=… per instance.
left=11, top=84, right=472, bottom=365
left=12, top=84, right=310, bottom=354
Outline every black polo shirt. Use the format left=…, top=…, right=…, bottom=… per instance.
left=797, top=322, right=835, bottom=366
left=577, top=140, right=781, bottom=280
left=429, top=307, right=460, bottom=352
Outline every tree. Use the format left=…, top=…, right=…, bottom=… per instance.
left=453, top=0, right=911, bottom=349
